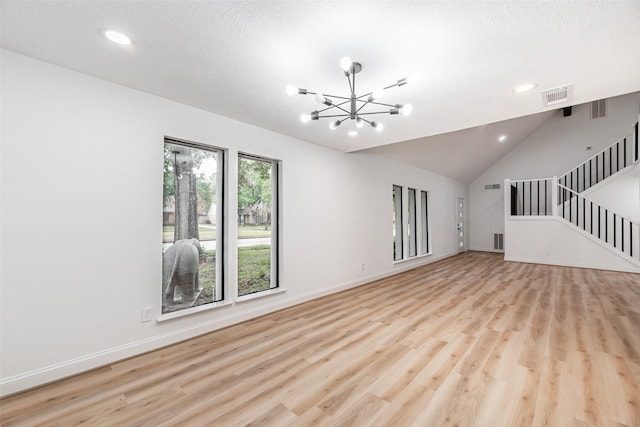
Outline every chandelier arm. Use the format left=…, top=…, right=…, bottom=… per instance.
left=366, top=101, right=399, bottom=108
left=354, top=100, right=397, bottom=108
left=353, top=72, right=358, bottom=96
left=352, top=81, right=402, bottom=100
left=346, top=73, right=354, bottom=95
left=316, top=106, right=351, bottom=116
left=333, top=105, right=352, bottom=115
left=317, top=113, right=351, bottom=119
left=354, top=101, right=371, bottom=115
left=320, top=94, right=352, bottom=101
left=316, top=100, right=351, bottom=114
left=356, top=111, right=394, bottom=115
left=357, top=116, right=373, bottom=125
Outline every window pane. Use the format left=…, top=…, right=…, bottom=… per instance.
left=408, top=188, right=417, bottom=257
left=162, top=140, right=223, bottom=314
left=238, top=155, right=279, bottom=296
left=421, top=191, right=430, bottom=254
left=393, top=185, right=403, bottom=261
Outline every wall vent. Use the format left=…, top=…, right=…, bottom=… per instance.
left=590, top=99, right=607, bottom=119
left=484, top=184, right=501, bottom=190
left=494, top=233, right=504, bottom=250
left=541, top=85, right=572, bottom=106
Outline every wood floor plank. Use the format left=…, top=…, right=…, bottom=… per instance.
left=2, top=252, right=639, bottom=426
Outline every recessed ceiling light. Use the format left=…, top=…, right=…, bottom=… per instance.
left=348, top=131, right=358, bottom=137
left=498, top=135, right=507, bottom=142
left=104, top=30, right=131, bottom=45
left=513, top=83, right=536, bottom=93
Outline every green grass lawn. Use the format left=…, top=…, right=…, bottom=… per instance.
left=163, top=224, right=271, bottom=242
left=238, top=225, right=271, bottom=239
left=194, top=244, right=271, bottom=305
left=163, top=224, right=217, bottom=242
left=237, top=244, right=271, bottom=296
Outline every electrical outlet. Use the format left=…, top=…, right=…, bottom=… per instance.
left=361, top=263, right=365, bottom=271
left=141, top=307, right=152, bottom=322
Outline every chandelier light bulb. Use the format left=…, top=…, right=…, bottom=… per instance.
left=340, top=57, right=353, bottom=72
left=355, top=118, right=364, bottom=128
left=314, top=93, right=333, bottom=106
left=286, top=85, right=298, bottom=95
left=369, top=87, right=384, bottom=101
left=300, top=113, right=311, bottom=123
left=401, top=104, right=413, bottom=116
left=371, top=121, right=384, bottom=131
left=330, top=120, right=341, bottom=130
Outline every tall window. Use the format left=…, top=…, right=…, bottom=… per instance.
left=162, top=139, right=224, bottom=314
left=237, top=154, right=280, bottom=296
left=408, top=188, right=417, bottom=257
left=393, top=185, right=403, bottom=261
left=421, top=190, right=430, bottom=254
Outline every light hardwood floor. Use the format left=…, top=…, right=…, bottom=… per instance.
left=2, top=252, right=640, bottom=426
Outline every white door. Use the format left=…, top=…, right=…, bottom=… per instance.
left=457, top=197, right=466, bottom=253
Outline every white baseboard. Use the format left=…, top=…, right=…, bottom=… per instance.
left=0, top=251, right=458, bottom=397
left=504, top=256, right=640, bottom=274
left=469, top=246, right=504, bottom=254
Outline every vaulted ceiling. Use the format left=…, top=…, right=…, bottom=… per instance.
left=2, top=1, right=639, bottom=183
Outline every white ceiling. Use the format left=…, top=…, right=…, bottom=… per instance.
left=2, top=1, right=640, bottom=183
left=367, top=111, right=556, bottom=184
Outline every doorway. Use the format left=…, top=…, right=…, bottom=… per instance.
left=457, top=197, right=466, bottom=253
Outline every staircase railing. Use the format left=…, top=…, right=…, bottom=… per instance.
left=509, top=177, right=639, bottom=262
left=558, top=122, right=638, bottom=195
left=509, top=178, right=553, bottom=216
left=557, top=183, right=639, bottom=261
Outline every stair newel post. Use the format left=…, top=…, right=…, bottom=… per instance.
left=551, top=176, right=559, bottom=217
left=504, top=178, right=511, bottom=217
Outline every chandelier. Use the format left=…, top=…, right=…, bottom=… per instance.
left=287, top=57, right=419, bottom=135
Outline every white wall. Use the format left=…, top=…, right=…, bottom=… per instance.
left=0, top=50, right=467, bottom=395
left=470, top=92, right=640, bottom=252
left=504, top=216, right=640, bottom=273
left=586, top=163, right=640, bottom=224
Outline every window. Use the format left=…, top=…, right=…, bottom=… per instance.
left=393, top=186, right=431, bottom=261
left=421, top=190, right=430, bottom=254
left=408, top=188, right=417, bottom=257
left=237, top=154, right=280, bottom=296
left=162, top=139, right=224, bottom=314
left=393, top=185, right=403, bottom=261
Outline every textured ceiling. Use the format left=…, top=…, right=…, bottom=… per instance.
left=2, top=1, right=640, bottom=182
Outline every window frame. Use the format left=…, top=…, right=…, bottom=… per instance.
left=408, top=188, right=418, bottom=258
left=393, top=185, right=432, bottom=263
left=393, top=185, right=404, bottom=261
left=159, top=137, right=226, bottom=320
left=236, top=152, right=281, bottom=298
left=420, top=190, right=431, bottom=255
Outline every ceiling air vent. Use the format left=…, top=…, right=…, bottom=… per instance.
left=590, top=99, right=607, bottom=119
left=484, top=184, right=501, bottom=190
left=541, top=85, right=572, bottom=106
